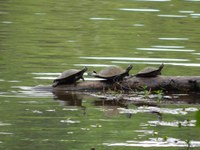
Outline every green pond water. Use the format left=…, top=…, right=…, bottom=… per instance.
left=0, top=0, right=200, bottom=149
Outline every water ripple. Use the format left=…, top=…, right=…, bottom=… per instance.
left=0, top=121, right=12, bottom=126
left=112, top=61, right=200, bottom=67
left=158, top=37, right=189, bottom=40
left=158, top=14, right=187, bottom=18
left=190, top=14, right=200, bottom=18
left=80, top=57, right=189, bottom=62
left=179, top=10, right=194, bottom=14
left=137, top=48, right=195, bottom=52
left=185, top=0, right=200, bottom=1
left=103, top=138, right=200, bottom=147
left=60, top=119, right=80, bottom=124
left=119, top=8, right=160, bottom=12
left=147, top=120, right=196, bottom=127
left=152, top=45, right=185, bottom=49
left=89, top=18, right=115, bottom=21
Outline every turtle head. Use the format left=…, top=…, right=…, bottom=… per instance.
left=82, top=67, right=88, bottom=72
left=159, top=63, right=164, bottom=70
left=88, top=71, right=97, bottom=77
left=126, top=64, right=133, bottom=72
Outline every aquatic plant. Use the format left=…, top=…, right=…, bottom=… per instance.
left=154, top=89, right=164, bottom=103
left=185, top=139, right=191, bottom=150
left=142, top=86, right=151, bottom=99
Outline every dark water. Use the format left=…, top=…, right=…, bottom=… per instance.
left=0, top=0, right=200, bottom=149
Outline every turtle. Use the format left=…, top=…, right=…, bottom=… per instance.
left=135, top=63, right=164, bottom=77
left=52, top=67, right=87, bottom=87
left=91, top=65, right=133, bottom=82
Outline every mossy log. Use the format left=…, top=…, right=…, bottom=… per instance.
left=34, top=76, right=200, bottom=92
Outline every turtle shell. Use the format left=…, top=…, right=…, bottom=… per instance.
left=52, top=67, right=87, bottom=87
left=92, top=65, right=132, bottom=82
left=135, top=63, right=164, bottom=77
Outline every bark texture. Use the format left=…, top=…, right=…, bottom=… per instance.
left=34, top=76, right=200, bottom=92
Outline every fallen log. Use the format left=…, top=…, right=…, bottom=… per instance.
left=34, top=76, right=200, bottom=92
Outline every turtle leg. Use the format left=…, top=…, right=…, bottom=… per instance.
left=81, top=76, right=85, bottom=81
left=52, top=81, right=59, bottom=87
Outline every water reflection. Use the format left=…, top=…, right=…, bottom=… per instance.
left=158, top=37, right=189, bottom=40
left=152, top=45, right=185, bottom=49
left=112, top=61, right=200, bottom=67
left=103, top=138, right=200, bottom=148
left=186, top=0, right=200, bottom=1
left=157, top=14, right=187, bottom=18
left=179, top=10, right=194, bottom=14
left=119, top=8, right=160, bottom=12
left=193, top=53, right=200, bottom=55
left=34, top=13, right=46, bottom=15
left=53, top=91, right=83, bottom=106
left=89, top=18, right=115, bottom=21
left=118, top=106, right=198, bottom=115
left=133, top=24, right=144, bottom=27
left=137, top=47, right=195, bottom=52
left=147, top=120, right=196, bottom=127
left=52, top=91, right=86, bottom=115
left=1, top=21, right=13, bottom=24
left=79, top=56, right=200, bottom=67
left=80, top=56, right=189, bottom=62
left=190, top=13, right=200, bottom=18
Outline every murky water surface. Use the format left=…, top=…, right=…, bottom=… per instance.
left=0, top=0, right=200, bottom=149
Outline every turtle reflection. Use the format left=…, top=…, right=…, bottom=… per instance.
left=53, top=91, right=86, bottom=115
left=53, top=91, right=83, bottom=106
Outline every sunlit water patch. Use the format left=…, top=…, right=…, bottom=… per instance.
left=152, top=45, right=185, bottom=49
left=74, top=64, right=116, bottom=67
left=0, top=132, right=13, bottom=135
left=147, top=120, right=196, bottom=127
left=18, top=100, right=42, bottom=104
left=60, top=118, right=81, bottom=124
left=80, top=56, right=189, bottom=62
left=158, top=37, right=189, bottom=40
left=185, top=0, right=200, bottom=1
left=33, top=77, right=55, bottom=80
left=179, top=10, right=194, bottom=14
left=0, top=121, right=12, bottom=126
left=190, top=13, right=200, bottom=18
left=89, top=18, right=115, bottom=21
left=134, top=130, right=155, bottom=136
left=103, top=137, right=200, bottom=148
left=118, top=106, right=198, bottom=115
left=31, top=73, right=60, bottom=75
left=0, top=86, right=53, bottom=98
left=119, top=8, right=160, bottom=12
left=31, top=72, right=60, bottom=80
left=62, top=108, right=79, bottom=111
left=137, top=47, right=195, bottom=52
left=1, top=21, right=13, bottom=24
left=133, top=24, right=144, bottom=27
left=193, top=53, right=200, bottom=55
left=32, top=110, right=43, bottom=114
left=34, top=12, right=46, bottom=15
left=112, top=61, right=200, bottom=67
left=157, top=14, right=188, bottom=18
